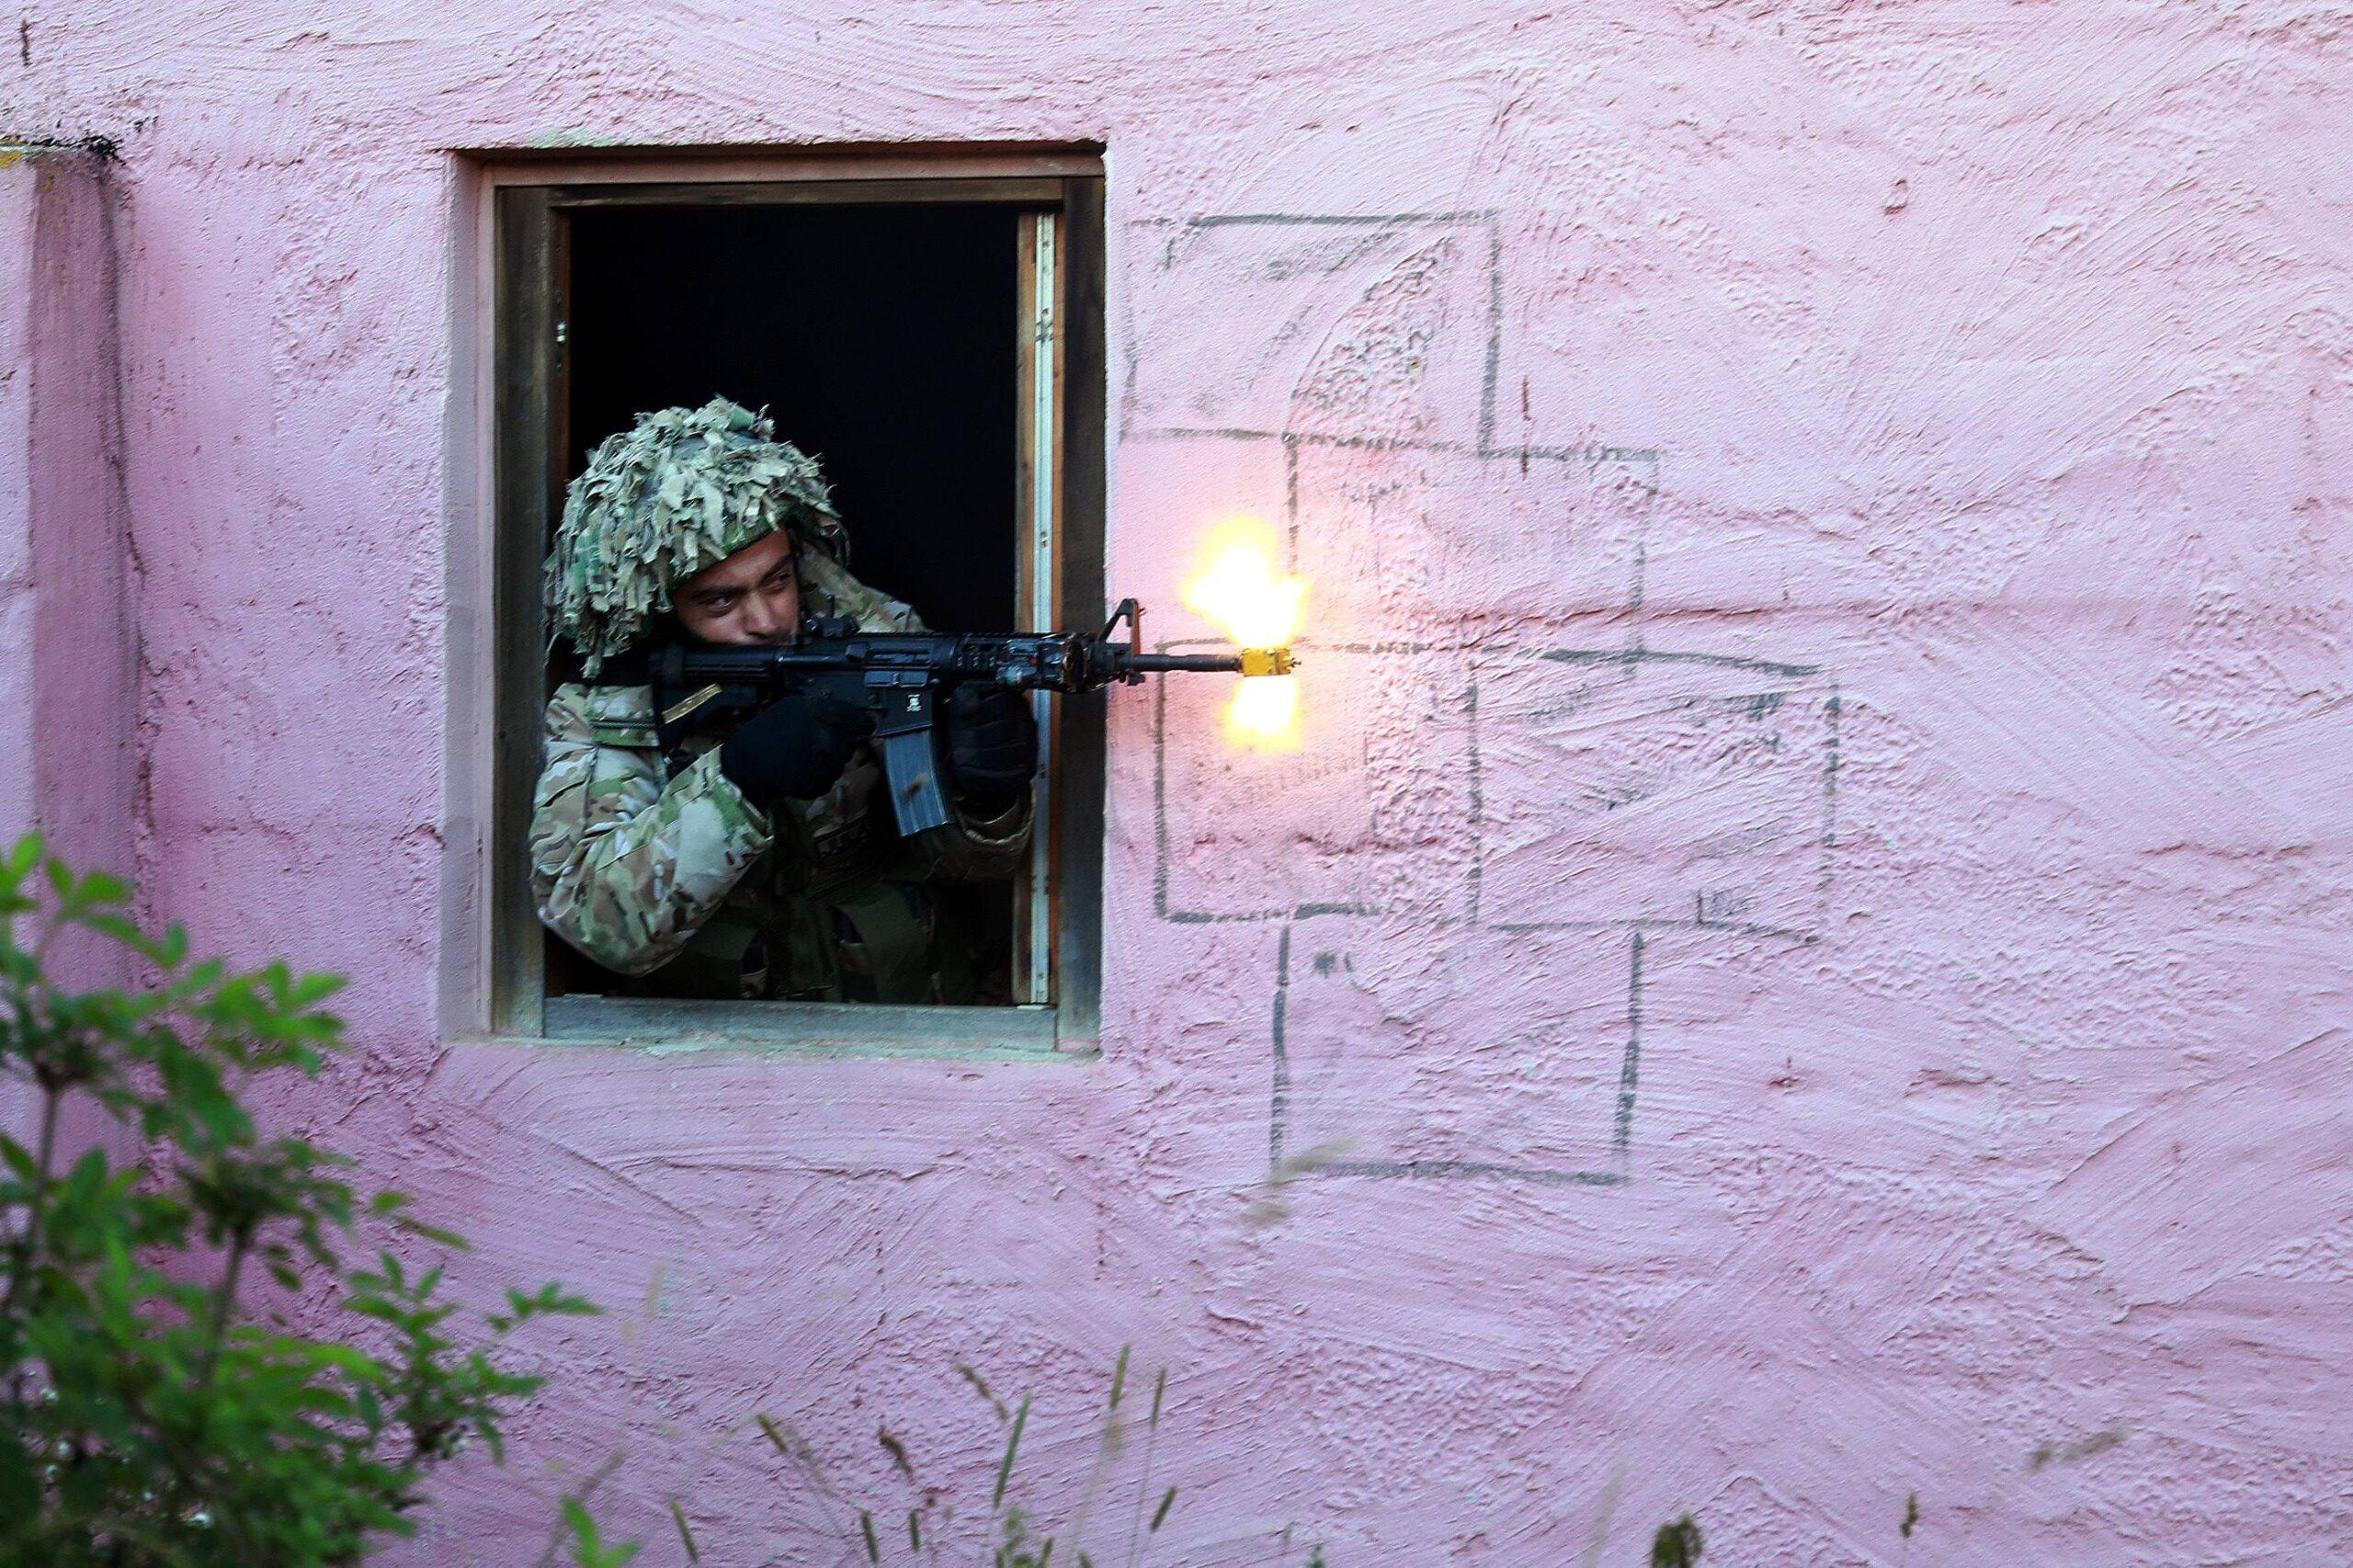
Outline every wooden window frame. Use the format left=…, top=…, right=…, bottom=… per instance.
left=443, top=149, right=1106, bottom=1057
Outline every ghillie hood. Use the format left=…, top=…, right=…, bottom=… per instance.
left=543, top=398, right=847, bottom=675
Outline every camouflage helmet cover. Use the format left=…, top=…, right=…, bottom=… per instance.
left=544, top=397, right=847, bottom=674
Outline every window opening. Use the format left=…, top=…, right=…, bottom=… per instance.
left=483, top=167, right=1105, bottom=1047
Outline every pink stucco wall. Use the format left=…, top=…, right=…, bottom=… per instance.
left=11, top=4, right=2352, bottom=1562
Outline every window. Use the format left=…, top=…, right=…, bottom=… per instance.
left=455, top=151, right=1106, bottom=1054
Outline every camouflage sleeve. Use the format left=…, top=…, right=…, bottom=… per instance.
left=925, top=793, right=1034, bottom=883
left=799, top=547, right=925, bottom=632
left=529, top=683, right=774, bottom=977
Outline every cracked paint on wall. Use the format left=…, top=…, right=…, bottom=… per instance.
left=6, top=2, right=2353, bottom=1562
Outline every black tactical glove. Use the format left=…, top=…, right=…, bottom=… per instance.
left=946, top=685, right=1038, bottom=816
left=718, top=695, right=876, bottom=802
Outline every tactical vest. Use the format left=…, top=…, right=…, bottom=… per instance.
left=585, top=706, right=973, bottom=1006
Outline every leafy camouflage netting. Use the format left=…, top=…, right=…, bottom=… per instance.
left=544, top=397, right=847, bottom=675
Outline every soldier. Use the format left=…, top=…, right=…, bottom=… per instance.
left=529, top=397, right=1036, bottom=1003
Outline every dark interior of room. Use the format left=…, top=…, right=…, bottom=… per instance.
left=565, top=202, right=1019, bottom=631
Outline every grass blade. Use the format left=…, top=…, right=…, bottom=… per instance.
left=993, top=1394, right=1032, bottom=1510
left=1125, top=1368, right=1170, bottom=1564
left=1063, top=1350, right=1136, bottom=1557
left=754, top=1411, right=859, bottom=1556
left=958, top=1359, right=1010, bottom=1423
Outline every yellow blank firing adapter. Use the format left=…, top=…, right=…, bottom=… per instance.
left=1237, top=647, right=1295, bottom=677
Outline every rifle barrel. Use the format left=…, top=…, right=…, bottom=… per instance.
left=1122, top=652, right=1245, bottom=674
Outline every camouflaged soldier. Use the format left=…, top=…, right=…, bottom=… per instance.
left=530, top=398, right=1034, bottom=1002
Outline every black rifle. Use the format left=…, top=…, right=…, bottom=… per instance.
left=642, top=599, right=1292, bottom=838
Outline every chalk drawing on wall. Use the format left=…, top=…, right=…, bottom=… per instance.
left=1121, top=210, right=1665, bottom=476
left=1126, top=211, right=1836, bottom=1186
left=1147, top=645, right=1838, bottom=1187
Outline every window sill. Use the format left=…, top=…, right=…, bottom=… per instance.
left=510, top=994, right=1088, bottom=1062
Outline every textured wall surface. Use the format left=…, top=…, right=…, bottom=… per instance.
left=9, top=3, right=2353, bottom=1562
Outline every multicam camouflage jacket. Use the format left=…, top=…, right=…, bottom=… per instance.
left=529, top=548, right=1031, bottom=1003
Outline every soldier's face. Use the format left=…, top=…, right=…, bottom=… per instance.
left=674, top=529, right=801, bottom=645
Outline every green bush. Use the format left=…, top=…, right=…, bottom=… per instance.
left=0, top=835, right=596, bottom=1564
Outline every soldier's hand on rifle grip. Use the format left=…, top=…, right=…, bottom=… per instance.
left=719, top=695, right=877, bottom=803
left=947, top=685, right=1038, bottom=815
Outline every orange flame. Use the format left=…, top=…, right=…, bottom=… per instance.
left=1181, top=517, right=1304, bottom=750
left=1224, top=672, right=1302, bottom=750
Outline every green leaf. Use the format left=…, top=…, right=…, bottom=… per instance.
left=78, top=912, right=151, bottom=953
left=74, top=869, right=131, bottom=906
left=391, top=1214, right=472, bottom=1251
left=290, top=971, right=347, bottom=1006
left=558, top=1496, right=642, bottom=1568
left=563, top=1497, right=600, bottom=1559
